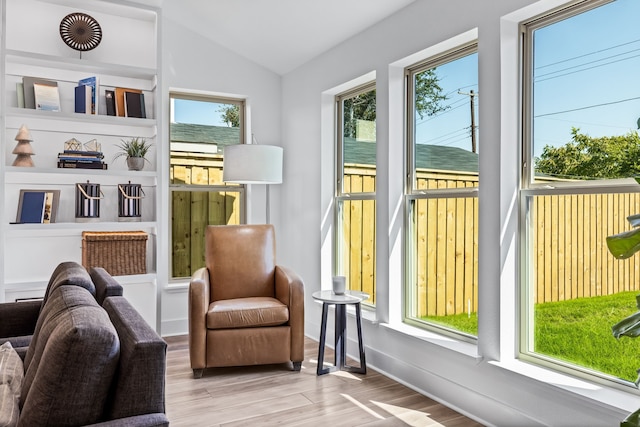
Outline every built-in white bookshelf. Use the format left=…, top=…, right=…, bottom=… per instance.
left=0, top=0, right=160, bottom=326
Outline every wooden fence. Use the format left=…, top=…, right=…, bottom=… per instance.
left=170, top=154, right=241, bottom=278
left=170, top=157, right=640, bottom=315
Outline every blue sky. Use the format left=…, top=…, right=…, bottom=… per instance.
left=173, top=98, right=228, bottom=127
left=532, top=0, right=640, bottom=158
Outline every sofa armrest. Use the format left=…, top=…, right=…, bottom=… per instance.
left=275, top=265, right=305, bottom=362
left=85, top=413, right=169, bottom=427
left=0, top=299, right=41, bottom=339
left=189, top=267, right=210, bottom=370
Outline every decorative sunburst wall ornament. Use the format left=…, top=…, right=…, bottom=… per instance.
left=59, top=12, right=102, bottom=58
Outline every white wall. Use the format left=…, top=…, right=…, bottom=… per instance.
left=158, top=9, right=282, bottom=335
left=278, top=0, right=639, bottom=425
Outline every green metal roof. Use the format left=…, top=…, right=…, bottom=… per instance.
left=170, top=122, right=239, bottom=147
left=344, top=137, right=478, bottom=173
left=170, top=124, right=479, bottom=173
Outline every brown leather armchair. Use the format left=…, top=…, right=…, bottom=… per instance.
left=188, top=224, right=305, bottom=378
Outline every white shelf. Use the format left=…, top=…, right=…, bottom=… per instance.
left=5, top=50, right=157, bottom=81
left=5, top=167, right=157, bottom=183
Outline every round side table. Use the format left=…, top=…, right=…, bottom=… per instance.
left=312, top=290, right=368, bottom=376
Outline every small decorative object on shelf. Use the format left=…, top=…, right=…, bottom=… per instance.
left=114, top=137, right=153, bottom=171
left=118, top=181, right=144, bottom=222
left=59, top=12, right=102, bottom=58
left=15, top=189, right=60, bottom=224
left=75, top=180, right=102, bottom=222
left=58, top=138, right=107, bottom=170
left=12, top=124, right=35, bottom=167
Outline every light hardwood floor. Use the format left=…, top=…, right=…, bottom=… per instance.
left=164, top=335, right=483, bottom=426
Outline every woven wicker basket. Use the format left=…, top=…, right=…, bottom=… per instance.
left=82, top=231, right=148, bottom=276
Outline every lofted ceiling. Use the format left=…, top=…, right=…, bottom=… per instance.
left=162, top=0, right=415, bottom=75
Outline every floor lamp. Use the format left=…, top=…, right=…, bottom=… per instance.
left=222, top=143, right=283, bottom=224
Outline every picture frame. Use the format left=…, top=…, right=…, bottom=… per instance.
left=15, top=189, right=60, bottom=224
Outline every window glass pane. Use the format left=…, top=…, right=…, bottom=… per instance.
left=171, top=190, right=242, bottom=278
left=412, top=51, right=478, bottom=189
left=406, top=47, right=478, bottom=338
left=531, top=0, right=640, bottom=183
left=341, top=88, right=376, bottom=194
left=170, top=98, right=242, bottom=186
left=169, top=95, right=244, bottom=279
left=337, top=199, right=375, bottom=305
left=523, top=0, right=640, bottom=384
left=526, top=192, right=640, bottom=382
left=407, top=195, right=478, bottom=336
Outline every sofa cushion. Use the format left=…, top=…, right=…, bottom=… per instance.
left=0, top=342, right=23, bottom=427
left=102, top=296, right=166, bottom=420
left=19, top=286, right=120, bottom=427
left=42, top=261, right=95, bottom=305
left=207, top=297, right=289, bottom=329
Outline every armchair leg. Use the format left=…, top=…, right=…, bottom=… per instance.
left=292, top=361, right=302, bottom=371
left=193, top=369, right=204, bottom=379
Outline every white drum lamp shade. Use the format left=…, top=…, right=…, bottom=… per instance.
left=223, top=144, right=283, bottom=184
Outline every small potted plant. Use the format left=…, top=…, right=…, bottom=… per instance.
left=114, top=137, right=153, bottom=171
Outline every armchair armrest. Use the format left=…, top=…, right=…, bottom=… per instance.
left=189, top=267, right=210, bottom=371
left=275, top=266, right=305, bottom=362
left=0, top=299, right=41, bottom=339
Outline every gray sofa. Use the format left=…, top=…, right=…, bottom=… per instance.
left=0, top=262, right=168, bottom=427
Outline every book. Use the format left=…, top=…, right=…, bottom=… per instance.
left=58, top=160, right=108, bottom=170
left=75, top=84, right=92, bottom=114
left=115, top=87, right=141, bottom=117
left=16, top=82, right=24, bottom=108
left=59, top=150, right=104, bottom=158
left=124, top=91, right=146, bottom=118
left=78, top=76, right=99, bottom=114
left=105, top=90, right=116, bottom=116
left=22, top=77, right=58, bottom=109
left=33, top=83, right=61, bottom=112
left=17, top=191, right=46, bottom=223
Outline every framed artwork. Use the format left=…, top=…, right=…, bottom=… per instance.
left=16, top=190, right=60, bottom=224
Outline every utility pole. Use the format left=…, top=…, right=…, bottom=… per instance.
left=458, top=90, right=478, bottom=153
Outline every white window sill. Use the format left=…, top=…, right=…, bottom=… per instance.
left=379, top=320, right=638, bottom=413
left=380, top=321, right=480, bottom=360
left=490, top=359, right=639, bottom=413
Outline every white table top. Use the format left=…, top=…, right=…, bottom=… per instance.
left=312, top=290, right=369, bottom=304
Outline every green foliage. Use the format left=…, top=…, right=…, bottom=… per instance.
left=535, top=128, right=640, bottom=179
left=218, top=104, right=240, bottom=127
left=114, top=137, right=153, bottom=161
left=342, top=68, right=449, bottom=139
left=414, top=68, right=450, bottom=119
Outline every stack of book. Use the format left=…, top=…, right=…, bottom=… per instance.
left=57, top=150, right=108, bottom=170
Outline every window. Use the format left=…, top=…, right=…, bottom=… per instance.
left=405, top=44, right=479, bottom=338
left=521, top=0, right=640, bottom=384
left=335, top=83, right=376, bottom=305
left=169, top=94, right=245, bottom=279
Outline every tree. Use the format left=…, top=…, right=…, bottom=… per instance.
left=342, top=68, right=449, bottom=139
left=535, top=128, right=640, bottom=180
left=218, top=105, right=240, bottom=127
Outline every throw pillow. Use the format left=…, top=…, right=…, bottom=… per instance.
left=0, top=341, right=24, bottom=427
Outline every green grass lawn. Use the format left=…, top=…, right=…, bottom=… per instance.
left=422, top=291, right=640, bottom=382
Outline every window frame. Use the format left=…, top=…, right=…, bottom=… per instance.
left=518, top=0, right=640, bottom=388
left=168, top=92, right=247, bottom=280
left=334, top=82, right=377, bottom=306
left=403, top=42, right=479, bottom=340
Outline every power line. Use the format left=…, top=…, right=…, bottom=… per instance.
left=536, top=37, right=640, bottom=69
left=535, top=95, right=640, bottom=118
left=535, top=50, right=640, bottom=83
left=535, top=47, right=640, bottom=80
